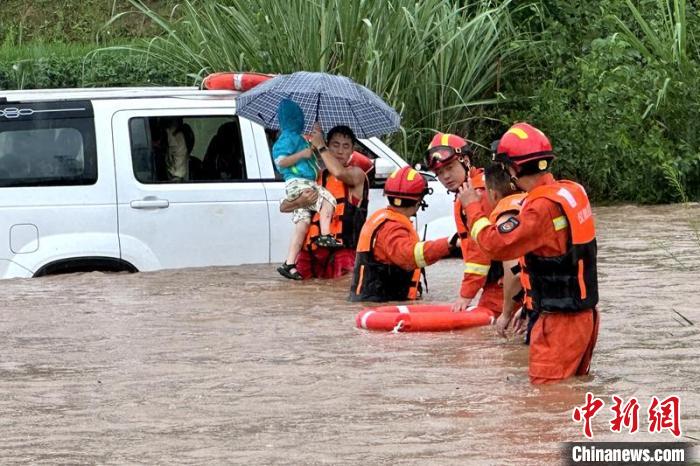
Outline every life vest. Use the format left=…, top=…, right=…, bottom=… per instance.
left=202, top=72, right=274, bottom=91
left=453, top=196, right=502, bottom=285
left=520, top=180, right=598, bottom=312
left=489, top=193, right=527, bottom=223
left=304, top=170, right=369, bottom=251
left=349, top=208, right=422, bottom=302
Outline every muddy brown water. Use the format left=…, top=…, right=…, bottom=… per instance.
left=0, top=204, right=698, bottom=465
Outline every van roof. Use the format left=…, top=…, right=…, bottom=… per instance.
left=0, top=87, right=239, bottom=103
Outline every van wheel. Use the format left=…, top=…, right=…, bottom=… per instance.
left=33, top=257, right=138, bottom=277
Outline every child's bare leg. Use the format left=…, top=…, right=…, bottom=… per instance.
left=318, top=199, right=334, bottom=236
left=286, top=218, right=310, bottom=265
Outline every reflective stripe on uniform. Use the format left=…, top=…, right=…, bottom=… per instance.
left=553, top=215, right=568, bottom=231
left=470, top=217, right=492, bottom=240
left=414, top=241, right=427, bottom=268
left=464, top=262, right=490, bottom=276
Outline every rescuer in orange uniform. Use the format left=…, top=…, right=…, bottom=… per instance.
left=424, top=133, right=504, bottom=314
left=483, top=163, right=527, bottom=337
left=349, top=166, right=454, bottom=302
left=460, top=122, right=599, bottom=384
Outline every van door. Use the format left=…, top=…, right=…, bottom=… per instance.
left=0, top=100, right=119, bottom=278
left=112, top=109, right=269, bottom=271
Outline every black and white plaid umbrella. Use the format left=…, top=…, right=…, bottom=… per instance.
left=235, top=71, right=400, bottom=138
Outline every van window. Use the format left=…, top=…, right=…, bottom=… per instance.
left=129, top=116, right=247, bottom=183
left=264, top=129, right=283, bottom=180
left=0, top=118, right=97, bottom=188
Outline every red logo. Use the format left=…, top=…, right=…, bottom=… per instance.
left=610, top=395, right=640, bottom=434
left=648, top=395, right=681, bottom=437
left=573, top=394, right=682, bottom=439
left=572, top=392, right=605, bottom=439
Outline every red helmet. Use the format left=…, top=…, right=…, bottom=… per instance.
left=424, top=132, right=472, bottom=171
left=495, top=122, right=554, bottom=166
left=384, top=166, right=428, bottom=206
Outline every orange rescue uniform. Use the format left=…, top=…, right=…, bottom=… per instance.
left=454, top=168, right=502, bottom=315
left=466, top=173, right=599, bottom=384
left=349, top=207, right=450, bottom=302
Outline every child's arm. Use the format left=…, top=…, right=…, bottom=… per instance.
left=277, top=147, right=314, bottom=168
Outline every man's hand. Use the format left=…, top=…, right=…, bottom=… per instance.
left=451, top=295, right=473, bottom=312
left=301, top=147, right=314, bottom=159
left=280, top=188, right=318, bottom=212
left=495, top=312, right=512, bottom=338
left=310, top=122, right=326, bottom=149
left=448, top=233, right=461, bottom=254
left=297, top=188, right=319, bottom=207
left=458, top=180, right=481, bottom=207
left=511, top=308, right=527, bottom=335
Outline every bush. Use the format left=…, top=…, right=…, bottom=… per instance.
left=0, top=44, right=187, bottom=89
left=499, top=0, right=700, bottom=203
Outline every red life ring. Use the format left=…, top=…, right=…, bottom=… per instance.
left=355, top=304, right=496, bottom=332
left=202, top=72, right=274, bottom=91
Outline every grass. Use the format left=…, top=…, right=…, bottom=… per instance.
left=0, top=0, right=178, bottom=46
left=106, top=0, right=529, bottom=162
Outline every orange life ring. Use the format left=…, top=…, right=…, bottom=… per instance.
left=348, top=151, right=374, bottom=174
left=202, top=72, right=274, bottom=91
left=355, top=304, right=496, bottom=332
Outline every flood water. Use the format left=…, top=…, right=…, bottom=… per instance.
left=0, top=204, right=698, bottom=465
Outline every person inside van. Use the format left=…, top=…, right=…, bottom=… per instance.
left=273, top=99, right=341, bottom=280
left=202, top=121, right=244, bottom=180
left=163, top=117, right=189, bottom=182
left=150, top=117, right=191, bottom=182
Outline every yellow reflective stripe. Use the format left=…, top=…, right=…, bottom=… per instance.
left=406, top=169, right=418, bottom=181
left=441, top=133, right=450, bottom=146
left=414, top=241, right=427, bottom=268
left=507, top=127, right=528, bottom=139
left=470, top=217, right=492, bottom=240
left=553, top=215, right=568, bottom=231
left=464, top=262, right=490, bottom=276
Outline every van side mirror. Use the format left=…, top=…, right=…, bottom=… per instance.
left=414, top=162, right=436, bottom=182
left=374, top=157, right=397, bottom=180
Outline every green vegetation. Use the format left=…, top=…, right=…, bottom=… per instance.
left=117, top=0, right=525, bottom=160
left=505, top=0, right=700, bottom=203
left=1, top=0, right=698, bottom=203
left=0, top=43, right=183, bottom=89
left=0, top=0, right=176, bottom=45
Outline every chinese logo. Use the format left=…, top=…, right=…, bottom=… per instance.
left=572, top=392, right=681, bottom=439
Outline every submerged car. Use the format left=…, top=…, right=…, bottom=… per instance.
left=0, top=87, right=455, bottom=279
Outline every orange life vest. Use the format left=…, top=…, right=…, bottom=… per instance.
left=304, top=170, right=369, bottom=251
left=349, top=208, right=422, bottom=302
left=453, top=189, right=502, bottom=285
left=520, top=180, right=598, bottom=312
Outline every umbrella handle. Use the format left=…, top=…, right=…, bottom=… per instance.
left=316, top=94, right=321, bottom=131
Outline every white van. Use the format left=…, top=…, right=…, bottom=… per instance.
left=0, top=87, right=455, bottom=279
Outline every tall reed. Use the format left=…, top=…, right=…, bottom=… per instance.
left=111, top=0, right=525, bottom=160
